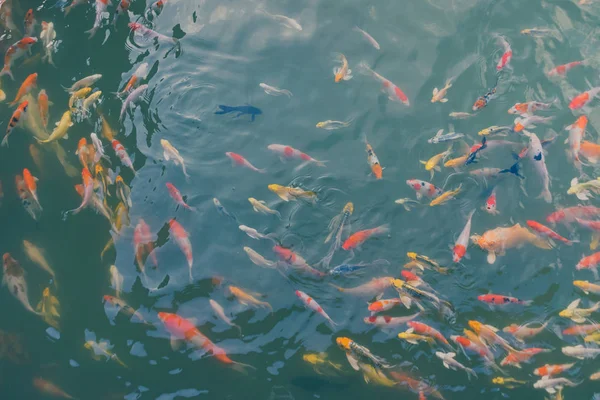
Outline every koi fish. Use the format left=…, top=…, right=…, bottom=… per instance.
left=259, top=82, right=292, bottom=98
left=329, top=260, right=389, bottom=276
left=336, top=336, right=392, bottom=370
left=547, top=205, right=600, bottom=226
left=395, top=197, right=419, bottom=211
left=534, top=363, right=575, bottom=377
left=85, top=0, right=109, bottom=38
left=133, top=219, right=156, bottom=273
left=325, top=202, right=353, bottom=245
left=37, top=110, right=72, bottom=144
left=492, top=377, right=527, bottom=389
left=23, top=168, right=40, bottom=208
left=429, top=184, right=461, bottom=206
left=63, top=74, right=102, bottom=93
left=453, top=210, right=475, bottom=262
left=69, top=87, right=92, bottom=110
left=40, top=22, right=57, bottom=66
left=268, top=184, right=316, bottom=202
left=353, top=26, right=380, bottom=49
left=407, top=321, right=451, bottom=347
left=33, top=378, right=74, bottom=399
left=267, top=144, right=325, bottom=170
left=436, top=352, right=477, bottom=380
left=10, top=73, right=37, bottom=105
left=37, top=90, right=49, bottom=128
left=161, top=139, right=188, bottom=177
left=35, top=287, right=59, bottom=329
left=368, top=298, right=403, bottom=313
left=119, top=84, right=147, bottom=122
left=576, top=252, right=600, bottom=279
left=420, top=146, right=452, bottom=179
left=113, top=0, right=130, bottom=27
left=501, top=348, right=551, bottom=368
left=303, top=352, right=343, bottom=376
left=579, top=140, right=600, bottom=163
left=469, top=320, right=515, bottom=352
left=478, top=294, right=532, bottom=306
left=215, top=104, right=262, bottom=121
left=496, top=35, right=512, bottom=71
left=244, top=246, right=276, bottom=269
left=471, top=223, right=552, bottom=264
left=103, top=295, right=146, bottom=323
left=534, top=376, right=580, bottom=394
left=272, top=245, right=325, bottom=277
left=508, top=100, right=556, bottom=115
left=238, top=225, right=275, bottom=241
left=257, top=9, right=302, bottom=31
left=452, top=334, right=494, bottom=362
left=229, top=285, right=272, bottom=311
left=364, top=313, right=420, bottom=328
left=431, top=78, right=453, bottom=103
left=363, top=134, right=383, bottom=179
left=574, top=280, right=600, bottom=295
left=2, top=253, right=39, bottom=314
left=427, top=129, right=464, bottom=144
left=565, top=115, right=588, bottom=168
left=112, top=139, right=135, bottom=173
left=209, top=299, right=241, bottom=334
left=2, top=100, right=28, bottom=146
left=503, top=321, right=548, bottom=342
left=226, top=152, right=266, bottom=173
left=357, top=62, right=409, bottom=105
left=466, top=137, right=487, bottom=165
left=65, top=168, right=93, bottom=215
left=398, top=329, right=435, bottom=344
left=526, top=220, right=572, bottom=245
left=115, top=176, right=131, bottom=209
left=129, top=22, right=178, bottom=45
left=24, top=9, right=36, bottom=36
left=166, top=183, right=194, bottom=211
left=0, top=37, right=37, bottom=80
left=342, top=225, right=389, bottom=251
left=168, top=219, right=193, bottom=282
left=23, top=240, right=55, bottom=281
left=332, top=276, right=393, bottom=296
left=81, top=90, right=102, bottom=116
left=117, top=63, right=148, bottom=97
left=548, top=60, right=584, bottom=77
left=472, top=80, right=498, bottom=111
left=158, top=312, right=253, bottom=372
left=16, top=174, right=40, bottom=221
left=406, top=252, right=448, bottom=274
left=524, top=130, right=552, bottom=202
left=483, top=188, right=499, bottom=215
left=109, top=265, right=123, bottom=298
left=569, top=86, right=600, bottom=110
left=406, top=179, right=443, bottom=200
left=316, top=118, right=356, bottom=129
left=562, top=323, right=600, bottom=336
left=75, top=138, right=92, bottom=170
left=333, top=53, right=352, bottom=82
left=248, top=197, right=280, bottom=218
left=358, top=362, right=397, bottom=387
left=513, top=115, right=554, bottom=133
left=296, top=290, right=336, bottom=327
left=560, top=298, right=600, bottom=323
left=449, top=111, right=475, bottom=119
left=214, top=197, right=237, bottom=221
left=568, top=177, right=600, bottom=201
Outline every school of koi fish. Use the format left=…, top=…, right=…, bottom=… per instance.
left=3, top=0, right=600, bottom=399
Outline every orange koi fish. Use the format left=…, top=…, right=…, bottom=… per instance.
left=133, top=219, right=157, bottom=273
left=37, top=90, right=49, bottom=128
left=471, top=223, right=551, bottom=264
left=10, top=73, right=37, bottom=105
left=272, top=245, right=325, bottom=277
left=478, top=294, right=532, bottom=306
left=0, top=37, right=37, bottom=80
left=547, top=60, right=584, bottom=77
left=22, top=168, right=40, bottom=208
left=562, top=323, right=600, bottom=336
left=158, top=312, right=253, bottom=372
left=501, top=348, right=551, bottom=368
left=569, top=87, right=600, bottom=110
left=576, top=252, right=600, bottom=279
left=342, top=225, right=389, bottom=250
left=169, top=219, right=193, bottom=282
left=66, top=167, right=93, bottom=215
left=406, top=321, right=451, bottom=347
left=526, top=220, right=573, bottom=245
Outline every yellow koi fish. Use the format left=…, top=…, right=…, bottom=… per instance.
left=268, top=184, right=316, bottom=202
left=228, top=285, right=272, bottom=311
left=429, top=184, right=462, bottom=206
left=421, top=146, right=452, bottom=179
left=35, top=287, right=60, bottom=329
left=37, top=111, right=73, bottom=144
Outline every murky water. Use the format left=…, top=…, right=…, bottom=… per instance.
left=2, top=0, right=600, bottom=399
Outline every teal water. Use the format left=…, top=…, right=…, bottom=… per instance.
left=2, top=0, right=600, bottom=398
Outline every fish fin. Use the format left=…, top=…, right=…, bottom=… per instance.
left=440, top=98, right=448, bottom=103
left=571, top=177, right=579, bottom=187
left=170, top=336, right=183, bottom=351
left=442, top=361, right=450, bottom=369
left=163, top=151, right=170, bottom=161
left=346, top=353, right=360, bottom=371
left=406, top=339, right=418, bottom=345
left=487, top=252, right=496, bottom=264
left=567, top=299, right=581, bottom=310
left=447, top=352, right=456, bottom=358
left=63, top=133, right=68, bottom=139
left=419, top=160, right=426, bottom=165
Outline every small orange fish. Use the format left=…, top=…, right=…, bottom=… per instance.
left=2, top=100, right=28, bottom=146
left=75, top=138, right=92, bottom=169
left=37, top=90, right=50, bottom=128
left=22, top=168, right=40, bottom=207
left=342, top=225, right=389, bottom=250
left=10, top=73, right=37, bottom=106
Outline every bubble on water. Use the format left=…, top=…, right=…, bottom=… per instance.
left=168, top=368, right=182, bottom=375
left=45, top=327, right=60, bottom=341
left=69, top=359, right=79, bottom=367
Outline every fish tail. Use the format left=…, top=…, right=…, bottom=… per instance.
left=1, top=134, right=9, bottom=147
left=521, top=300, right=533, bottom=306
left=499, top=161, right=523, bottom=179
left=231, top=360, right=256, bottom=374
left=0, top=66, right=14, bottom=80
left=374, top=224, right=390, bottom=235
left=466, top=368, right=477, bottom=380
left=215, top=105, right=234, bottom=115
left=537, top=189, right=552, bottom=204
left=328, top=283, right=344, bottom=292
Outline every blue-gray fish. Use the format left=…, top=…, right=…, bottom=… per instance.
left=428, top=129, right=465, bottom=144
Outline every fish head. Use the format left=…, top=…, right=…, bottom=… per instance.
left=472, top=98, right=485, bottom=111
left=343, top=202, right=354, bottom=214
left=559, top=310, right=572, bottom=318
left=492, top=377, right=504, bottom=385
left=468, top=320, right=482, bottom=333
left=42, top=287, right=50, bottom=297
left=573, top=280, right=586, bottom=289
left=268, top=184, right=283, bottom=194
left=546, top=210, right=564, bottom=224
left=316, top=122, right=325, bottom=128
left=336, top=337, right=352, bottom=351
left=452, top=245, right=466, bottom=263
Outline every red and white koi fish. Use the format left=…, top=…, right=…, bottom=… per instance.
left=116, top=62, right=148, bottom=96
left=565, top=115, right=587, bottom=165
left=37, top=90, right=49, bottom=128
left=129, top=22, right=177, bottom=45
left=24, top=9, right=36, bottom=36
left=166, top=183, right=195, bottom=211
left=357, top=62, right=409, bottom=105
left=113, top=0, right=130, bottom=26
left=576, top=217, right=600, bottom=232
left=368, top=298, right=403, bottom=313
left=534, top=363, right=576, bottom=377
left=453, top=210, right=475, bottom=263
left=527, top=220, right=573, bottom=245
left=267, top=144, right=325, bottom=170
left=133, top=219, right=157, bottom=272
left=295, top=290, right=336, bottom=327
left=547, top=205, right=600, bottom=226
left=547, top=60, right=585, bottom=77
left=2, top=100, right=28, bottom=146
left=496, top=35, right=512, bottom=71
left=272, top=245, right=325, bottom=277
left=364, top=313, right=420, bottom=328
left=577, top=252, right=600, bottom=279
left=407, top=321, right=451, bottom=347
left=86, top=0, right=109, bottom=38
left=563, top=323, right=600, bottom=336
left=66, top=168, right=93, bottom=215
left=64, top=0, right=88, bottom=15
left=16, top=174, right=40, bottom=221
left=452, top=334, right=494, bottom=362
left=342, top=225, right=389, bottom=251
left=111, top=139, right=135, bottom=173
left=0, top=37, right=37, bottom=80
left=406, top=179, right=443, bottom=200
left=503, top=321, right=549, bottom=342
left=501, top=348, right=551, bottom=368
left=168, top=219, right=193, bottom=282
left=508, top=100, right=556, bottom=115
left=478, top=294, right=532, bottom=306
left=569, top=87, right=600, bottom=110
left=158, top=312, right=253, bottom=373
left=23, top=168, right=40, bottom=208
left=483, top=188, right=499, bottom=215
left=225, top=152, right=265, bottom=173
